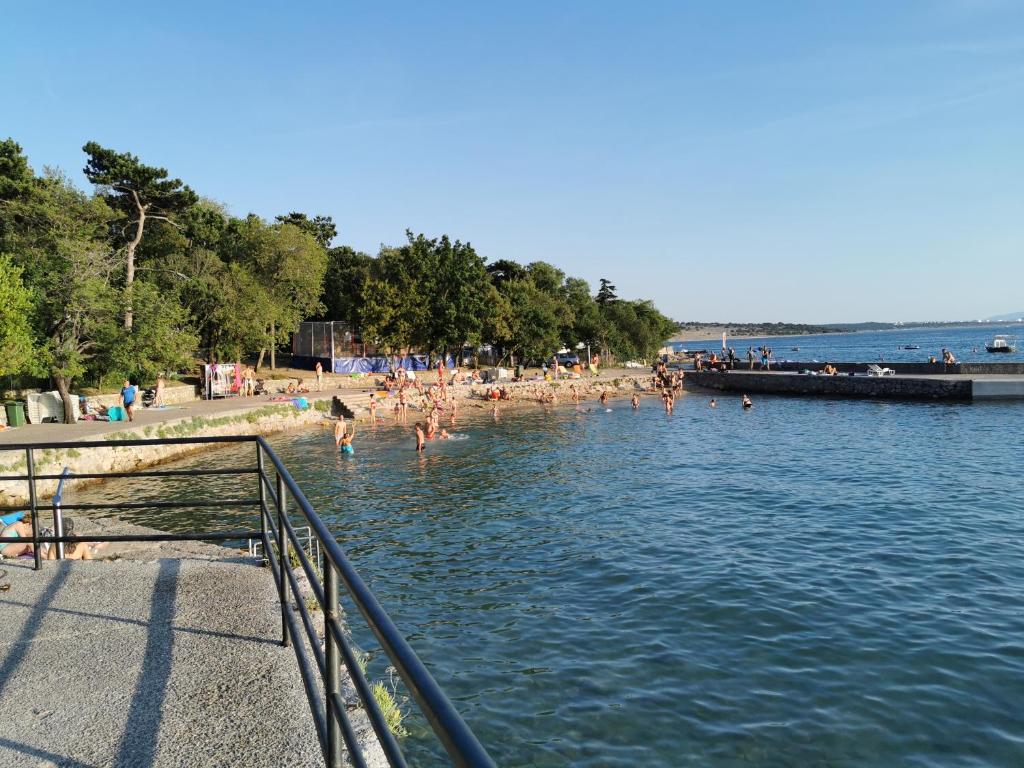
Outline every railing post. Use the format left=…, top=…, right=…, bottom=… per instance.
left=324, top=561, right=342, bottom=767
left=52, top=497, right=65, bottom=561
left=276, top=472, right=289, bottom=647
left=256, top=442, right=267, bottom=563
left=27, top=448, right=40, bottom=571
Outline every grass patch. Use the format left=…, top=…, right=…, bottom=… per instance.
left=372, top=671, right=409, bottom=737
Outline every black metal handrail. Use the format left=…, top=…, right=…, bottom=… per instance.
left=0, top=436, right=495, bottom=767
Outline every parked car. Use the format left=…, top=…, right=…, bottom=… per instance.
left=555, top=352, right=581, bottom=368
left=623, top=360, right=644, bottom=368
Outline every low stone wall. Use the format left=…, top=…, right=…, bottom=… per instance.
left=0, top=401, right=333, bottom=507
left=86, top=382, right=199, bottom=410
left=686, top=371, right=972, bottom=401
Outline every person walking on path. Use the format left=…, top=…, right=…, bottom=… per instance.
left=152, top=374, right=165, bottom=407
left=120, top=379, right=137, bottom=422
left=315, top=361, right=324, bottom=391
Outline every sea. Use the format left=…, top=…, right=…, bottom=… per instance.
left=78, top=323, right=1024, bottom=767
left=671, top=322, right=1024, bottom=363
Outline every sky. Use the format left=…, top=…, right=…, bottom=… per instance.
left=2, top=0, right=1022, bottom=323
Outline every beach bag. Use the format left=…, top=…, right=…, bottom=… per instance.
left=108, top=406, right=127, bottom=422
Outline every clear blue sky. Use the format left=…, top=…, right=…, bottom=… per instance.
left=3, top=1, right=1022, bottom=323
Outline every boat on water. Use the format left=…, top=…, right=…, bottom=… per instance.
left=985, top=336, right=1016, bottom=353
left=902, top=344, right=920, bottom=350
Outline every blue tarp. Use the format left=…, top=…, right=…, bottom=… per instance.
left=332, top=356, right=455, bottom=374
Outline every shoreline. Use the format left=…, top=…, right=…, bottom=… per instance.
left=0, top=370, right=652, bottom=509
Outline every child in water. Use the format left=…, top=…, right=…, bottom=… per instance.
left=414, top=422, right=425, bottom=451
left=631, top=393, right=640, bottom=409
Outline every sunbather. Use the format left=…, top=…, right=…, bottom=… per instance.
left=0, top=519, right=35, bottom=558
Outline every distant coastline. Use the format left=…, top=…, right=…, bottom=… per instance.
left=671, top=320, right=1024, bottom=344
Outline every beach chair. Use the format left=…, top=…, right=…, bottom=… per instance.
left=866, top=364, right=895, bottom=377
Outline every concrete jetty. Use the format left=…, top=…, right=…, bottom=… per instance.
left=687, top=367, right=1024, bottom=401
left=0, top=558, right=322, bottom=767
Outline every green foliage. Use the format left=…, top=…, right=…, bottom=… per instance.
left=223, top=215, right=328, bottom=359
left=372, top=671, right=409, bottom=737
left=1, top=135, right=677, bottom=391
left=320, top=245, right=372, bottom=327
left=81, top=141, right=197, bottom=226
left=274, top=212, right=337, bottom=249
left=0, top=253, right=35, bottom=376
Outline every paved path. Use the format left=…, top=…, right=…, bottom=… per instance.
left=0, top=558, right=322, bottom=767
left=0, top=384, right=375, bottom=447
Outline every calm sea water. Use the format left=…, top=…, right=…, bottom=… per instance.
left=672, top=323, right=1024, bottom=363
left=81, top=390, right=1024, bottom=767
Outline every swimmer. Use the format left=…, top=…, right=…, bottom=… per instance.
left=334, top=416, right=346, bottom=446
left=742, top=394, right=753, bottom=409
left=439, top=429, right=451, bottom=439
left=710, top=399, right=717, bottom=408
left=414, top=422, right=425, bottom=451
left=631, top=393, right=640, bottom=409
left=338, top=426, right=355, bottom=454
left=599, top=391, right=608, bottom=406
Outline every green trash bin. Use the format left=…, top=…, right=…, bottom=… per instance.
left=4, top=401, right=26, bottom=427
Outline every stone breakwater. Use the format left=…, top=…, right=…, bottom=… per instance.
left=0, top=401, right=334, bottom=506
left=686, top=370, right=972, bottom=400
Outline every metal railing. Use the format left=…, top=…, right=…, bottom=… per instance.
left=0, top=436, right=495, bottom=767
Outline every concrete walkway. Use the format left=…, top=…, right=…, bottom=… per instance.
left=0, top=383, right=376, bottom=447
left=0, top=558, right=322, bottom=767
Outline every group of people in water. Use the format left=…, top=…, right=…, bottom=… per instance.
left=327, top=361, right=760, bottom=455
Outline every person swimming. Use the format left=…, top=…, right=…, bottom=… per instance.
left=742, top=394, right=753, bottom=409
left=710, top=399, right=717, bottom=408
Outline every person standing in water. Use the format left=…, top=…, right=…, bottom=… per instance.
left=334, top=416, right=347, bottom=446
left=631, top=393, right=640, bottom=409
left=338, top=426, right=355, bottom=454
left=599, top=391, right=609, bottom=406
left=414, top=422, right=425, bottom=451
left=368, top=394, right=378, bottom=423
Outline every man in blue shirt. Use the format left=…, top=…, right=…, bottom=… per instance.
left=120, top=379, right=137, bottom=422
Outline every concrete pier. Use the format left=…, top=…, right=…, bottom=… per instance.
left=0, top=558, right=322, bottom=767
left=687, top=369, right=1024, bottom=401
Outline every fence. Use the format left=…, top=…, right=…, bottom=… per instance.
left=0, top=436, right=494, bottom=767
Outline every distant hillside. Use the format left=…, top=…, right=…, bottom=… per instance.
left=986, top=311, right=1024, bottom=322
left=675, top=322, right=840, bottom=337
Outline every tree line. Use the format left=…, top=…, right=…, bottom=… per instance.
left=0, top=139, right=674, bottom=418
